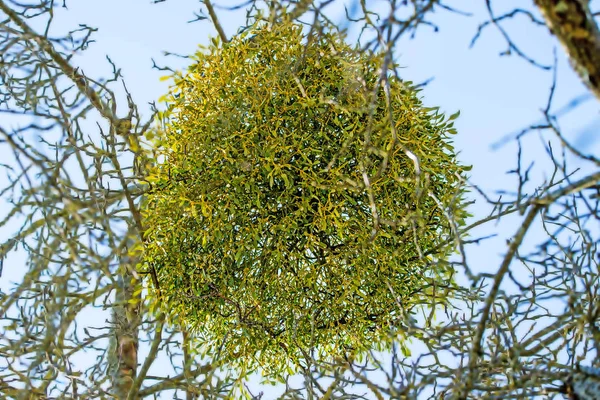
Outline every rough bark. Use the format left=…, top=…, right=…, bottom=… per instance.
left=535, top=0, right=600, bottom=101
left=561, top=366, right=600, bottom=400
left=109, top=273, right=141, bottom=399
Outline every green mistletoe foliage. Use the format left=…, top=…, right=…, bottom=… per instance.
left=142, top=20, right=470, bottom=373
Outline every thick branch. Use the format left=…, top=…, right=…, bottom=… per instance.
left=109, top=274, right=141, bottom=399
left=127, top=314, right=165, bottom=400
left=535, top=0, right=600, bottom=100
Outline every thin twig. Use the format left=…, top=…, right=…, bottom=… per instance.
left=204, top=0, right=228, bottom=43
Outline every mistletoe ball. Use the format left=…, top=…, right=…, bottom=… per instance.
left=142, top=20, right=470, bottom=372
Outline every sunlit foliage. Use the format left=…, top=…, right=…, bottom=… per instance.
left=141, top=19, right=470, bottom=372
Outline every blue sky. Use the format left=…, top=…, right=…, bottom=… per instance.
left=1, top=0, right=598, bottom=397
left=51, top=0, right=598, bottom=201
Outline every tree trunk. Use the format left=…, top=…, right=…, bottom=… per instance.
left=535, top=0, right=600, bottom=100
left=109, top=273, right=141, bottom=399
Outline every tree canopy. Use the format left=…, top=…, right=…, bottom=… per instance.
left=0, top=1, right=599, bottom=399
